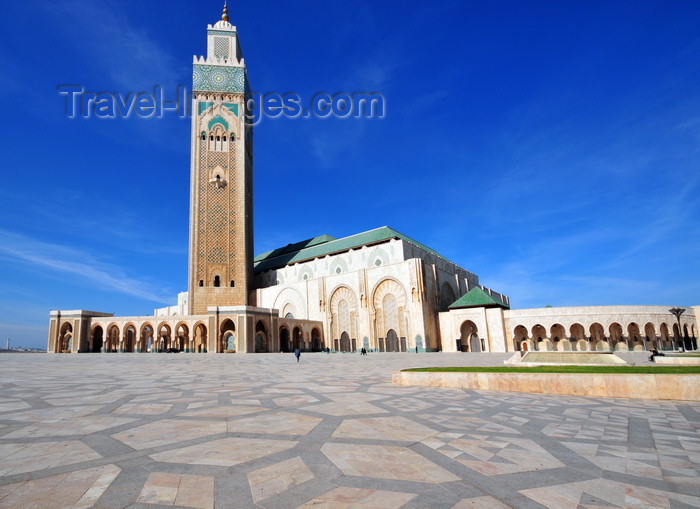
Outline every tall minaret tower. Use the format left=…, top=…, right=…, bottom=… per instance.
left=188, top=3, right=253, bottom=315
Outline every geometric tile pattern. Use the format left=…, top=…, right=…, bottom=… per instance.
left=193, top=64, right=245, bottom=93
left=0, top=352, right=698, bottom=509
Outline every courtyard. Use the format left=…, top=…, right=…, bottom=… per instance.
left=0, top=352, right=698, bottom=508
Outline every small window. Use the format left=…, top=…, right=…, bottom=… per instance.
left=201, top=132, right=206, bottom=140
left=374, top=259, right=382, bottom=266
left=230, top=133, right=236, bottom=141
left=223, top=136, right=227, bottom=142
left=335, top=267, right=342, bottom=274
left=230, top=280, right=235, bottom=287
left=198, top=280, right=204, bottom=287
left=214, top=275, right=220, bottom=287
left=216, top=136, right=221, bottom=141
left=210, top=135, right=214, bottom=141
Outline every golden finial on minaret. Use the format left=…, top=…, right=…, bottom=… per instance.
left=222, top=1, right=229, bottom=22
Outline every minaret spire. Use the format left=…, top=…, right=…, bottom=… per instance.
left=222, top=1, right=229, bottom=22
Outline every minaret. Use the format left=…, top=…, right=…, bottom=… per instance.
left=188, top=3, right=253, bottom=315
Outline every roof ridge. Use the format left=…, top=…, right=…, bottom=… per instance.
left=449, top=287, right=509, bottom=309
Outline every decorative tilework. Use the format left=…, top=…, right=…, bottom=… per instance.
left=223, top=103, right=239, bottom=116
left=207, top=29, right=237, bottom=37
left=193, top=64, right=245, bottom=93
left=198, top=102, right=213, bottom=115
left=207, top=115, right=229, bottom=131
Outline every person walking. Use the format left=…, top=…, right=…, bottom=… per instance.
left=294, top=348, right=300, bottom=362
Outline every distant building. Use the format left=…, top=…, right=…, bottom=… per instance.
left=47, top=5, right=698, bottom=355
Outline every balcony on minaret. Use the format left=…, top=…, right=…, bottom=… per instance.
left=209, top=174, right=227, bottom=189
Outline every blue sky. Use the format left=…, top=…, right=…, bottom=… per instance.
left=1, top=0, right=698, bottom=348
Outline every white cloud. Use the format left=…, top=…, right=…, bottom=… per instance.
left=0, top=229, right=171, bottom=303
left=47, top=0, right=183, bottom=90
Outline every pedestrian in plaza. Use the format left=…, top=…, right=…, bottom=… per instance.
left=295, top=348, right=300, bottom=362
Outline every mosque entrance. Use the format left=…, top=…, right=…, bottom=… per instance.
left=340, top=331, right=351, bottom=352
left=386, top=329, right=399, bottom=352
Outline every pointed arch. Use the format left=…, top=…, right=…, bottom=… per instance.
left=439, top=282, right=456, bottom=312
left=273, top=287, right=307, bottom=320
left=372, top=278, right=408, bottom=352
left=329, top=285, right=358, bottom=342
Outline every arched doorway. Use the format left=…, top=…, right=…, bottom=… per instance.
left=386, top=329, right=399, bottom=352
left=372, top=279, right=409, bottom=352
left=644, top=323, right=657, bottom=350
left=590, top=323, right=606, bottom=351
left=550, top=323, right=567, bottom=351
left=90, top=326, right=103, bottom=353
left=513, top=325, right=528, bottom=351
left=660, top=323, right=671, bottom=350
left=59, top=322, right=73, bottom=353
left=221, top=319, right=235, bottom=352
left=280, top=326, right=291, bottom=352
left=532, top=324, right=548, bottom=351
left=683, top=324, right=693, bottom=350
left=123, top=324, right=136, bottom=353
left=176, top=323, right=190, bottom=352
left=194, top=322, right=207, bottom=352
left=311, top=328, right=321, bottom=352
left=106, top=325, right=120, bottom=353
left=292, top=326, right=302, bottom=351
left=459, top=321, right=478, bottom=352
left=140, top=324, right=154, bottom=353
left=610, top=322, right=624, bottom=351
left=158, top=324, right=172, bottom=352
left=627, top=323, right=643, bottom=351
left=569, top=323, right=585, bottom=351
left=340, top=331, right=351, bottom=352
left=255, top=321, right=268, bottom=353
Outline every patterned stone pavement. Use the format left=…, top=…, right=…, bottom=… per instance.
left=0, top=352, right=698, bottom=508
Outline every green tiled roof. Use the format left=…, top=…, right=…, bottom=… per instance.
left=254, top=226, right=452, bottom=273
left=254, top=235, right=336, bottom=263
left=448, top=287, right=509, bottom=309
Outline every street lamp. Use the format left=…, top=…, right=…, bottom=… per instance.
left=669, top=307, right=685, bottom=351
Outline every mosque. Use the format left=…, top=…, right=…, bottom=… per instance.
left=47, top=6, right=698, bottom=355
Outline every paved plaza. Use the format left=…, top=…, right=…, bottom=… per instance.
left=0, top=353, right=698, bottom=509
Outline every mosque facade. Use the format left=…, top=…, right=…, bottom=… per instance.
left=47, top=6, right=698, bottom=355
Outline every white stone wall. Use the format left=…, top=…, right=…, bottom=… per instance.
left=440, top=305, right=699, bottom=354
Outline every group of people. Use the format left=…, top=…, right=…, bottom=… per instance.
left=360, top=347, right=368, bottom=355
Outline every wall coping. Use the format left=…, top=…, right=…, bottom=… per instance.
left=392, top=371, right=699, bottom=401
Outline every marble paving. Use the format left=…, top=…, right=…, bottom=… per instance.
left=0, top=352, right=698, bottom=508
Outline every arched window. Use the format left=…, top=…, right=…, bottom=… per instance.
left=198, top=280, right=204, bottom=287
left=214, top=275, right=220, bottom=287
left=230, top=280, right=235, bottom=287
left=201, top=132, right=206, bottom=140
left=209, top=126, right=229, bottom=152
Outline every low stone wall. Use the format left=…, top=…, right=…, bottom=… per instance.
left=392, top=371, right=699, bottom=401
left=653, top=356, right=700, bottom=365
